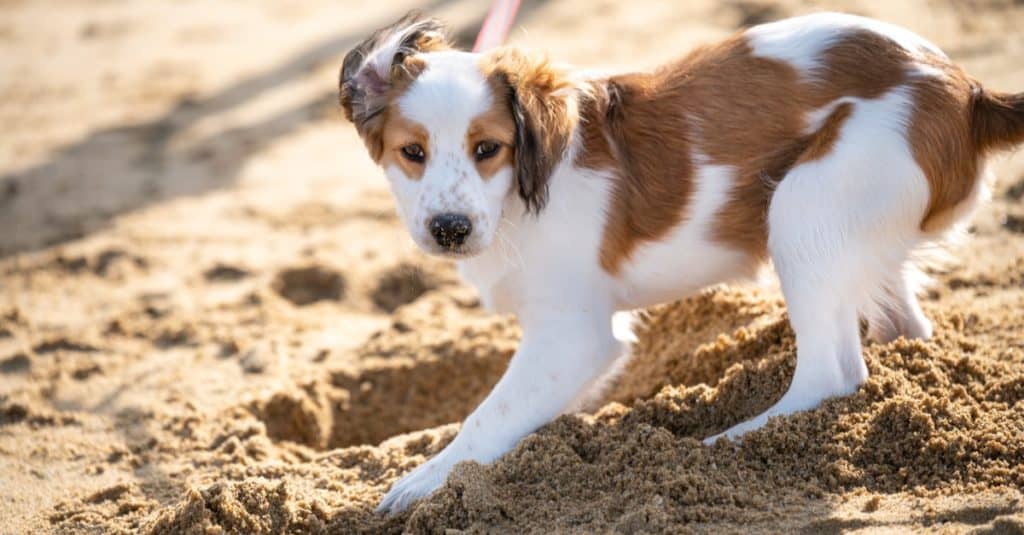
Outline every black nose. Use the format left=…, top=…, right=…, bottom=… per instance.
left=429, top=213, right=472, bottom=248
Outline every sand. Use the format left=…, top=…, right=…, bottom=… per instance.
left=2, top=0, right=1024, bottom=533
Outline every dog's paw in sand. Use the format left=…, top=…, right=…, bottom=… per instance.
left=703, top=431, right=729, bottom=446
left=377, top=453, right=454, bottom=513
left=703, top=419, right=764, bottom=445
left=704, top=363, right=868, bottom=446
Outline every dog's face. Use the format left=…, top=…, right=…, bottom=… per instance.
left=340, top=14, right=575, bottom=258
left=378, top=51, right=517, bottom=257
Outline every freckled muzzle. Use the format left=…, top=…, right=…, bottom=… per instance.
left=429, top=213, right=473, bottom=248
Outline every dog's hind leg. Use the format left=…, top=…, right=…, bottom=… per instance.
left=705, top=236, right=869, bottom=442
left=865, top=265, right=933, bottom=344
left=705, top=89, right=932, bottom=443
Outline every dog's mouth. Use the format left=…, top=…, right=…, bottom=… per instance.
left=426, top=244, right=480, bottom=259
left=413, top=236, right=486, bottom=259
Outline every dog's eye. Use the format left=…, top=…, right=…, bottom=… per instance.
left=400, top=144, right=425, bottom=163
left=474, top=141, right=501, bottom=161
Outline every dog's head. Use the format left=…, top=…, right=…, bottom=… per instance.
left=340, top=13, right=575, bottom=258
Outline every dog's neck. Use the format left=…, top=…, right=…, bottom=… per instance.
left=456, top=184, right=534, bottom=314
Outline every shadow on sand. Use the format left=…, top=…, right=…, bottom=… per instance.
left=0, top=0, right=547, bottom=257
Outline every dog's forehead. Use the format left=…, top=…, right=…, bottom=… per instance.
left=396, top=51, right=494, bottom=141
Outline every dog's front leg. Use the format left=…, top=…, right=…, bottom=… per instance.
left=377, top=297, right=619, bottom=513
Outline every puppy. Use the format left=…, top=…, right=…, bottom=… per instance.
left=339, top=12, right=1024, bottom=513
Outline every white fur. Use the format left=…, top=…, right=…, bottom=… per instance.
left=371, top=15, right=980, bottom=513
left=747, top=12, right=944, bottom=78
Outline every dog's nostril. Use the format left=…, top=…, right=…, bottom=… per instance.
left=429, top=213, right=473, bottom=248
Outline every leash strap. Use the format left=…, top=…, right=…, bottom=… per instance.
left=472, top=0, right=522, bottom=52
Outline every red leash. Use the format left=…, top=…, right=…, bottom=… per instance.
left=472, top=0, right=522, bottom=52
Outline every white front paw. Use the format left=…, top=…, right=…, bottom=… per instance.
left=703, top=428, right=738, bottom=446
left=376, top=454, right=455, bottom=514
left=703, top=416, right=766, bottom=445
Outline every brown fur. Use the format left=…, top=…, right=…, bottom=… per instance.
left=795, top=103, right=854, bottom=165
left=379, top=112, right=429, bottom=180
left=907, top=64, right=979, bottom=232
left=582, top=70, right=697, bottom=274
left=911, top=60, right=1024, bottom=231
left=467, top=81, right=518, bottom=180
left=972, top=89, right=1024, bottom=152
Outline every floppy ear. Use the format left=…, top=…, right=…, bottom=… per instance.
left=339, top=12, right=450, bottom=160
left=485, top=49, right=576, bottom=214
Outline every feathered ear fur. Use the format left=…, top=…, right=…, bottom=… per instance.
left=339, top=12, right=450, bottom=160
left=484, top=49, right=576, bottom=214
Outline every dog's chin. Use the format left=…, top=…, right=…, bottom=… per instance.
left=436, top=248, right=480, bottom=260
left=414, top=238, right=489, bottom=260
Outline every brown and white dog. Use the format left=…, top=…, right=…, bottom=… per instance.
left=339, top=12, right=1024, bottom=512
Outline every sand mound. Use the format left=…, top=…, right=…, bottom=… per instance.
left=370, top=263, right=439, bottom=313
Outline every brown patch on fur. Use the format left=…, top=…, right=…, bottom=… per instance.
left=390, top=56, right=428, bottom=92
left=907, top=63, right=980, bottom=232
left=575, top=92, right=617, bottom=172
left=796, top=103, right=854, bottom=165
left=467, top=90, right=517, bottom=179
left=579, top=31, right=936, bottom=274
left=379, top=112, right=429, bottom=180
left=815, top=31, right=909, bottom=102
left=911, top=57, right=1024, bottom=232
left=583, top=70, right=697, bottom=275
left=480, top=49, right=577, bottom=212
left=408, top=28, right=450, bottom=57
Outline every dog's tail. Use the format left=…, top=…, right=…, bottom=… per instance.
left=972, top=87, right=1024, bottom=153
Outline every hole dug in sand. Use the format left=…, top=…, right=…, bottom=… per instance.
left=203, top=263, right=251, bottom=282
left=371, top=263, right=439, bottom=313
left=256, top=310, right=519, bottom=450
left=271, top=265, right=346, bottom=306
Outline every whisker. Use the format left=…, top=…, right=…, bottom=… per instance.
left=496, top=218, right=523, bottom=269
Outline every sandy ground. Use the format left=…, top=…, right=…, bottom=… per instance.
left=2, top=0, right=1024, bottom=533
